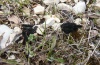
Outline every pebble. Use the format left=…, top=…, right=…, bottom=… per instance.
left=74, top=18, right=82, bottom=25
left=36, top=25, right=44, bottom=35
left=41, top=16, right=60, bottom=28
left=43, top=0, right=60, bottom=5
left=57, top=3, right=73, bottom=11
left=33, top=4, right=45, bottom=14
left=8, top=55, right=15, bottom=60
left=73, top=0, right=86, bottom=14
left=52, top=23, right=62, bottom=31
left=0, top=25, right=13, bottom=49
left=60, top=0, right=66, bottom=2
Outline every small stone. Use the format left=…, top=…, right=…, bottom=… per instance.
left=57, top=3, right=73, bottom=11
left=73, top=0, right=86, bottom=14
left=9, top=27, right=22, bottom=44
left=82, top=18, right=90, bottom=24
left=74, top=0, right=79, bottom=3
left=52, top=15, right=60, bottom=23
left=74, top=18, right=82, bottom=25
left=42, top=18, right=55, bottom=28
left=9, top=33, right=16, bottom=44
left=36, top=25, right=44, bottom=35
left=41, top=16, right=60, bottom=28
left=60, top=63, right=65, bottom=65
left=60, top=0, right=66, bottom=2
left=14, top=27, right=22, bottom=34
left=0, top=25, right=13, bottom=49
left=43, top=0, right=60, bottom=5
left=44, top=15, right=52, bottom=20
left=8, top=55, right=15, bottom=60
left=33, top=4, right=45, bottom=14
left=16, top=59, right=21, bottom=63
left=52, top=23, right=62, bottom=31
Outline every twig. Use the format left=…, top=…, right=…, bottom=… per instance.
left=84, top=40, right=100, bottom=65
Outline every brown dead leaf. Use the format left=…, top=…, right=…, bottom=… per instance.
left=8, top=15, right=21, bottom=24
left=83, top=13, right=100, bottom=18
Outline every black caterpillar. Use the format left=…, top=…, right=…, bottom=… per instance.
left=61, top=22, right=82, bottom=34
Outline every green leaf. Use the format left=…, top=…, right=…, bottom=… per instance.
left=55, top=58, right=64, bottom=63
left=28, top=34, right=36, bottom=42
left=6, top=60, right=18, bottom=65
left=50, top=36, right=56, bottom=49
